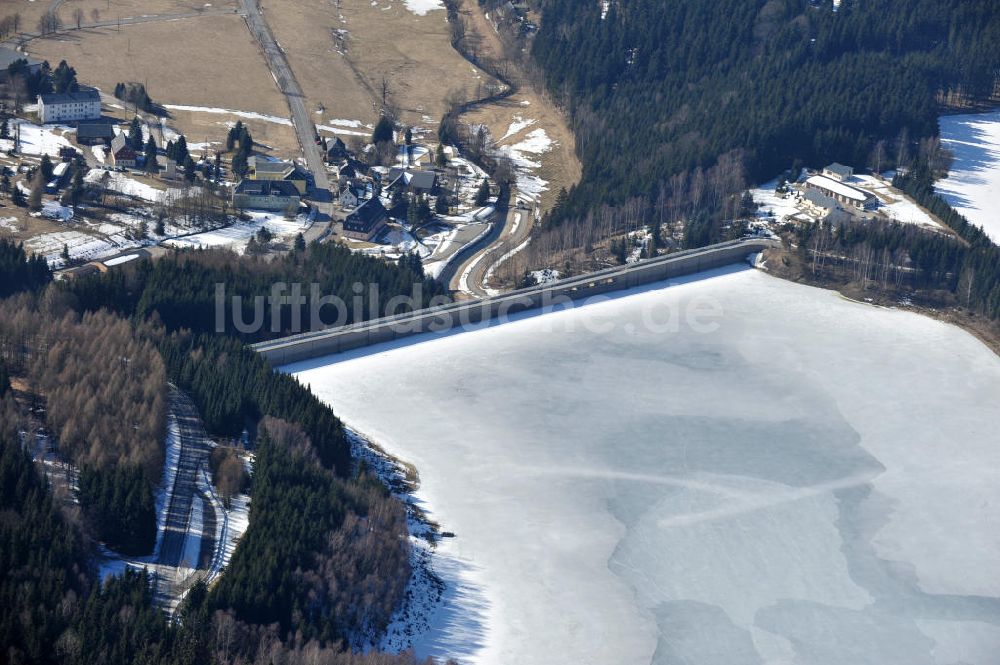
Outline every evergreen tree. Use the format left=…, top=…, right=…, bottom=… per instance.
left=475, top=178, right=490, bottom=206
left=39, top=153, right=54, bottom=181
left=144, top=135, right=158, bottom=173
left=372, top=115, right=394, bottom=145
left=435, top=142, right=447, bottom=167
left=293, top=232, right=306, bottom=252
left=128, top=116, right=143, bottom=149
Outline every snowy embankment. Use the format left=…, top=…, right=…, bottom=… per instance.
left=342, top=431, right=448, bottom=655
left=938, top=109, right=1000, bottom=243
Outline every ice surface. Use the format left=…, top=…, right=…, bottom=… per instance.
left=938, top=109, right=1000, bottom=243
left=287, top=267, right=1000, bottom=665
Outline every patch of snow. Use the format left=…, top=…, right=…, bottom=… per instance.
left=402, top=0, right=444, bottom=15
left=15, top=120, right=74, bottom=157
left=164, top=211, right=310, bottom=253
left=91, top=145, right=106, bottom=163
left=163, top=104, right=293, bottom=126
left=498, top=116, right=536, bottom=142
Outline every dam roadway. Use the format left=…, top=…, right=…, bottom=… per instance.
left=253, top=237, right=779, bottom=365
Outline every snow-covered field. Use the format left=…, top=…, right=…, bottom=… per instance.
left=938, top=109, right=1000, bottom=243
left=164, top=211, right=310, bottom=254
left=288, top=267, right=1000, bottom=665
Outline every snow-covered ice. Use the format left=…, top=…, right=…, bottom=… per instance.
left=938, top=109, right=1000, bottom=243
left=287, top=267, right=1000, bottom=665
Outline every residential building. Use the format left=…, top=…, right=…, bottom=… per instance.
left=76, top=123, right=115, bottom=145
left=340, top=183, right=367, bottom=209
left=109, top=134, right=137, bottom=169
left=37, top=88, right=101, bottom=124
left=233, top=179, right=301, bottom=212
left=803, top=188, right=852, bottom=225
left=822, top=162, right=854, bottom=182
left=804, top=174, right=877, bottom=211
left=342, top=197, right=389, bottom=241
left=247, top=156, right=307, bottom=194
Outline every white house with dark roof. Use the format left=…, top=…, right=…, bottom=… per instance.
left=38, top=88, right=101, bottom=124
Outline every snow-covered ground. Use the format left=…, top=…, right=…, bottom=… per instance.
left=164, top=211, right=310, bottom=254
left=15, top=120, right=74, bottom=157
left=495, top=127, right=553, bottom=202
left=288, top=267, right=1000, bottom=665
left=751, top=178, right=805, bottom=223
left=402, top=0, right=444, bottom=16
left=938, top=109, right=1000, bottom=243
left=853, top=174, right=942, bottom=229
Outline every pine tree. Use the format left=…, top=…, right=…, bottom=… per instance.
left=435, top=142, right=446, bottom=167
left=128, top=117, right=143, bottom=149
left=372, top=116, right=394, bottom=145
left=60, top=243, right=70, bottom=263
left=293, top=232, right=306, bottom=252
left=39, top=153, right=54, bottom=181
left=144, top=136, right=158, bottom=173
left=475, top=178, right=490, bottom=206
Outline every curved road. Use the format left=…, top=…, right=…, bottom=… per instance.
left=447, top=189, right=534, bottom=297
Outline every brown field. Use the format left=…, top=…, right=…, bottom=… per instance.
left=25, top=14, right=300, bottom=157
left=451, top=0, right=579, bottom=215
left=260, top=0, right=490, bottom=136
left=0, top=0, right=61, bottom=36
left=65, top=0, right=239, bottom=21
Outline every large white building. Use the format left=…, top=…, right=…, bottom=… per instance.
left=804, top=174, right=878, bottom=211
left=37, top=88, right=101, bottom=124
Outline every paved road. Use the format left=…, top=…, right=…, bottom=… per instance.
left=240, top=0, right=333, bottom=239
left=158, top=387, right=214, bottom=568
left=240, top=0, right=329, bottom=194
left=446, top=189, right=530, bottom=297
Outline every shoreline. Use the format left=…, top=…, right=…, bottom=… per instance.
left=761, top=247, right=1000, bottom=358
left=344, top=428, right=453, bottom=655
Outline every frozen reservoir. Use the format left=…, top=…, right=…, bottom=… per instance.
left=287, top=266, right=1000, bottom=665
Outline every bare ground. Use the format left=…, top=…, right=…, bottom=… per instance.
left=258, top=0, right=488, bottom=139
left=26, top=15, right=300, bottom=157
left=452, top=0, right=579, bottom=216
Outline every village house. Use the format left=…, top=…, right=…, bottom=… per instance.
left=247, top=156, right=308, bottom=194
left=804, top=174, right=877, bottom=211
left=233, top=179, right=301, bottom=213
left=340, top=182, right=368, bottom=210
left=109, top=134, right=137, bottom=169
left=76, top=123, right=115, bottom=146
left=803, top=189, right=852, bottom=225
left=342, top=197, right=389, bottom=241
left=37, top=88, right=101, bottom=124
left=822, top=162, right=854, bottom=182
